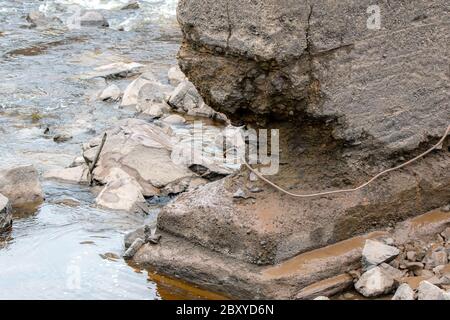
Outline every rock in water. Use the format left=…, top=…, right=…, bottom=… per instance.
left=95, top=168, right=148, bottom=213
left=392, top=283, right=415, bottom=300
left=123, top=238, right=145, bottom=259
left=362, top=239, right=400, bottom=270
left=99, top=84, right=121, bottom=101
left=80, top=11, right=109, bottom=27
left=0, top=165, right=44, bottom=209
left=0, top=194, right=12, bottom=233
left=354, top=266, right=396, bottom=298
left=417, top=281, right=445, bottom=300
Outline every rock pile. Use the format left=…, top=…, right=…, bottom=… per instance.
left=350, top=234, right=450, bottom=300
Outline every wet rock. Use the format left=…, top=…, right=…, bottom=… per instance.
left=95, top=168, right=148, bottom=213
left=123, top=238, right=145, bottom=259
left=0, top=194, right=12, bottom=233
left=0, top=165, right=44, bottom=209
left=99, top=84, right=121, bottom=101
left=43, top=165, right=89, bottom=184
left=53, top=133, right=72, bottom=143
left=417, top=281, right=445, bottom=300
left=392, top=283, right=415, bottom=300
left=354, top=266, right=396, bottom=298
left=442, top=204, right=450, bottom=213
left=124, top=227, right=145, bottom=249
left=100, top=252, right=120, bottom=261
left=51, top=198, right=81, bottom=207
left=362, top=239, right=400, bottom=270
left=80, top=11, right=109, bottom=28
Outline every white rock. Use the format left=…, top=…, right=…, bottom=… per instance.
left=355, top=266, right=396, bottom=298
left=140, top=103, right=170, bottom=118
left=43, top=166, right=89, bottom=184
left=313, top=296, right=330, bottom=300
left=162, top=114, right=186, bottom=125
left=362, top=239, right=400, bottom=270
left=122, top=73, right=171, bottom=107
left=392, top=283, right=415, bottom=300
left=168, top=65, right=187, bottom=86
left=99, top=84, right=121, bottom=101
left=80, top=11, right=109, bottom=27
left=417, top=281, right=445, bottom=300
left=95, top=168, right=148, bottom=213
left=0, top=193, right=12, bottom=232
left=0, top=165, right=44, bottom=208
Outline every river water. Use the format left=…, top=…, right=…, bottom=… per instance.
left=0, top=0, right=224, bottom=300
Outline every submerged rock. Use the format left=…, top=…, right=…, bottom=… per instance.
left=0, top=165, right=44, bottom=209
left=0, top=194, right=12, bottom=233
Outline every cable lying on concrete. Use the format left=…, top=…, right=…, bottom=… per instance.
left=243, top=124, right=450, bottom=198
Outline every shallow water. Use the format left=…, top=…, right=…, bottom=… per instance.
left=0, top=0, right=223, bottom=300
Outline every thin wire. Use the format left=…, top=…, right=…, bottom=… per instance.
left=243, top=124, right=450, bottom=198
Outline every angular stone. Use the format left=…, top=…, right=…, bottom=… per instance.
left=417, top=281, right=445, bottom=300
left=362, top=239, right=400, bottom=270
left=43, top=166, right=89, bottom=184
left=95, top=168, right=148, bottom=213
left=99, top=84, right=121, bottom=101
left=392, top=283, right=415, bottom=300
left=354, top=266, right=396, bottom=298
left=123, top=238, right=145, bottom=259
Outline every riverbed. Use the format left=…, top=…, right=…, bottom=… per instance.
left=0, top=0, right=224, bottom=300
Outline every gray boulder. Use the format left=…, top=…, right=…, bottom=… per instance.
left=0, top=194, right=12, bottom=233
